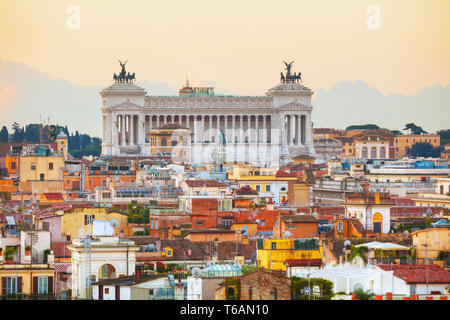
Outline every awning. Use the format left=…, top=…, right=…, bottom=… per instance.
left=355, top=241, right=410, bottom=250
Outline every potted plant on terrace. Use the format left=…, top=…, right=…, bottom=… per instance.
left=0, top=247, right=3, bottom=256
left=25, top=246, right=31, bottom=255
left=4, top=247, right=16, bottom=263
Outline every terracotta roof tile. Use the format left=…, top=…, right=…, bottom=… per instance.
left=275, top=170, right=297, bottom=178
left=42, top=193, right=64, bottom=201
left=377, top=264, right=450, bottom=284
left=285, top=259, right=323, bottom=267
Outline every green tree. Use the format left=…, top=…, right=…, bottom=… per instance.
left=403, top=123, right=427, bottom=135
left=406, top=142, right=443, bottom=158
left=242, top=264, right=258, bottom=275
left=437, top=129, right=450, bottom=146
left=345, top=124, right=380, bottom=131
left=291, top=277, right=334, bottom=300
left=425, top=216, right=431, bottom=228
left=0, top=126, right=9, bottom=142
left=354, top=288, right=375, bottom=300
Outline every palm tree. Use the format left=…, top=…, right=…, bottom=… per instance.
left=354, top=288, right=375, bottom=300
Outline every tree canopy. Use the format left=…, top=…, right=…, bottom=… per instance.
left=406, top=142, right=443, bottom=158
left=0, top=126, right=8, bottom=142
left=0, top=122, right=102, bottom=158
left=345, top=124, right=380, bottom=131
left=403, top=123, right=428, bottom=135
left=291, top=277, right=334, bottom=300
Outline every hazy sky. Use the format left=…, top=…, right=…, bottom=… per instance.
left=1, top=0, right=449, bottom=96
left=0, top=0, right=449, bottom=136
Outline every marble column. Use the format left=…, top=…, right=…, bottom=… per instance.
left=209, top=115, right=212, bottom=142
left=290, top=114, right=295, bottom=145
left=263, top=116, right=267, bottom=143
left=247, top=115, right=251, bottom=143
left=255, top=116, right=259, bottom=144
left=130, top=115, right=135, bottom=145
left=240, top=116, right=243, bottom=143
left=298, top=114, right=302, bottom=145
left=232, top=116, right=236, bottom=144
left=194, top=116, right=198, bottom=143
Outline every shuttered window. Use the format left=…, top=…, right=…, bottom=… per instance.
left=38, top=277, right=48, bottom=294
left=2, top=277, right=18, bottom=295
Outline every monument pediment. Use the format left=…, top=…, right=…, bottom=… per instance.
left=111, top=100, right=146, bottom=110
left=278, top=101, right=312, bottom=111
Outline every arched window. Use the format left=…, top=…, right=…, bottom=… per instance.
left=98, top=264, right=116, bottom=280
left=362, top=147, right=368, bottom=159
left=370, top=147, right=377, bottom=159
left=380, top=147, right=386, bottom=158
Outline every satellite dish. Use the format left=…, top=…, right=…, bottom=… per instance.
left=145, top=243, right=155, bottom=252
left=192, top=267, right=201, bottom=276
left=283, top=231, right=291, bottom=238
left=344, top=240, right=351, bottom=247
left=313, top=212, right=318, bottom=217
left=110, top=219, right=120, bottom=228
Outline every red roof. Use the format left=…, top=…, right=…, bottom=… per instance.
left=377, top=264, right=450, bottom=284
left=275, top=170, right=297, bottom=178
left=42, top=193, right=64, bottom=201
left=51, top=241, right=72, bottom=258
left=285, top=259, right=323, bottom=267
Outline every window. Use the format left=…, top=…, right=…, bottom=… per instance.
left=265, top=185, right=271, bottom=192
left=102, top=180, right=107, bottom=187
left=38, top=277, right=48, bottom=294
left=31, top=163, right=36, bottom=170
left=49, top=162, right=54, bottom=170
left=6, top=277, right=17, bottom=295
left=85, top=215, right=95, bottom=225
left=103, top=192, right=111, bottom=199
left=11, top=162, right=16, bottom=170
left=89, top=180, right=93, bottom=188
left=287, top=224, right=297, bottom=229
left=105, top=288, right=109, bottom=294
left=337, top=222, right=343, bottom=231
left=269, top=288, right=277, bottom=300
left=271, top=242, right=276, bottom=250
left=161, top=138, right=167, bottom=146
left=166, top=250, right=172, bottom=257
left=362, top=147, right=368, bottom=158
left=255, top=185, right=261, bottom=192
left=196, top=220, right=204, bottom=226
left=249, top=287, right=253, bottom=300
left=149, top=289, right=154, bottom=295
left=40, top=173, right=45, bottom=181
left=380, top=147, right=386, bottom=159
left=370, top=147, right=377, bottom=159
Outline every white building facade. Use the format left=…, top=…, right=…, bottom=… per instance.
left=100, top=64, right=316, bottom=167
left=68, top=236, right=140, bottom=300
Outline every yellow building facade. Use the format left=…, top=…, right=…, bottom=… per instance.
left=60, top=207, right=130, bottom=240
left=19, top=155, right=65, bottom=182
left=256, top=238, right=323, bottom=271
left=0, top=264, right=55, bottom=295
left=395, top=134, right=440, bottom=158
left=229, top=166, right=297, bottom=203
